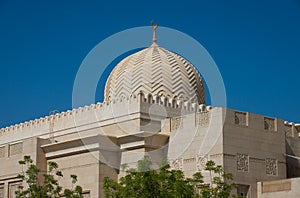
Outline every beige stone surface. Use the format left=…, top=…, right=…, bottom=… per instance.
left=258, top=178, right=300, bottom=197
left=104, top=45, right=206, bottom=104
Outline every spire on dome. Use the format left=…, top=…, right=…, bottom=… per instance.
left=151, top=20, right=158, bottom=45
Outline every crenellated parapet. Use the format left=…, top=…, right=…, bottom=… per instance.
left=283, top=121, right=299, bottom=138
left=135, top=92, right=211, bottom=113
left=228, top=109, right=300, bottom=139
left=0, top=93, right=210, bottom=140
left=2, top=92, right=299, bottom=144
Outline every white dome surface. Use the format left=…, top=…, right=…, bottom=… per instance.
left=104, top=44, right=206, bottom=104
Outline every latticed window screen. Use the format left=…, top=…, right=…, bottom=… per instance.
left=237, top=153, right=249, bottom=172
left=9, top=142, right=23, bottom=156
left=234, top=111, right=247, bottom=126
left=196, top=112, right=210, bottom=127
left=264, top=117, right=275, bottom=131
left=265, top=158, right=278, bottom=176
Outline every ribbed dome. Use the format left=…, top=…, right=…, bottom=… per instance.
left=104, top=44, right=206, bottom=104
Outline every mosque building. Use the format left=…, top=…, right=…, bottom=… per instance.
left=0, top=25, right=300, bottom=198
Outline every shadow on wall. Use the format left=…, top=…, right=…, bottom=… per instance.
left=286, top=141, right=300, bottom=178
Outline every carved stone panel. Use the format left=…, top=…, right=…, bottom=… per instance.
left=196, top=112, right=210, bottom=127
left=9, top=142, right=23, bottom=156
left=171, top=158, right=183, bottom=170
left=237, top=153, right=249, bottom=172
left=264, top=117, right=275, bottom=131
left=234, top=111, right=247, bottom=126
left=0, top=147, right=5, bottom=158
left=266, top=158, right=277, bottom=176
left=196, top=155, right=208, bottom=171
left=171, top=117, right=182, bottom=131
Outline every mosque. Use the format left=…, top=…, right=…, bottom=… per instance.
left=0, top=25, right=300, bottom=198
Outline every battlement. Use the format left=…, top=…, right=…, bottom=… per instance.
left=225, top=109, right=300, bottom=138
left=161, top=107, right=299, bottom=139
left=1, top=92, right=298, bottom=143
left=0, top=93, right=209, bottom=141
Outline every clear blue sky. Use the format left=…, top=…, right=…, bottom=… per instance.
left=0, top=0, right=299, bottom=128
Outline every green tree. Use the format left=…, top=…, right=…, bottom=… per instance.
left=199, top=160, right=239, bottom=198
left=103, top=156, right=243, bottom=198
left=16, top=155, right=83, bottom=198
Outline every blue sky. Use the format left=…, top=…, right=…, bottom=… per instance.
left=0, top=0, right=299, bottom=128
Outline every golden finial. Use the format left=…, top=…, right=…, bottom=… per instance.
left=151, top=20, right=158, bottom=44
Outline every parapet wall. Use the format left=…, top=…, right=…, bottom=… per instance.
left=224, top=109, right=299, bottom=139
left=0, top=92, right=298, bottom=144
left=0, top=93, right=210, bottom=144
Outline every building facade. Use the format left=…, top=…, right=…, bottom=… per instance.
left=0, top=31, right=300, bottom=198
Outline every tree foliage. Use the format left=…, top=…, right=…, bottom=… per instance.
left=103, top=156, right=243, bottom=198
left=16, top=155, right=83, bottom=198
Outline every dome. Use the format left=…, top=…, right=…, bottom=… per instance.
left=104, top=43, right=206, bottom=104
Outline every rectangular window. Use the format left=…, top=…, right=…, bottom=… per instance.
left=264, top=117, right=275, bottom=131
left=196, top=112, right=210, bottom=127
left=234, top=111, right=247, bottom=126
left=9, top=142, right=23, bottom=156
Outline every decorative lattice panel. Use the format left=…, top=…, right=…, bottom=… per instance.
left=264, top=117, right=275, bottom=131
left=196, top=112, right=210, bottom=127
left=170, top=158, right=183, bottom=170
left=266, top=158, right=277, bottom=176
left=234, top=111, right=247, bottom=126
left=196, top=155, right=208, bottom=171
left=9, top=142, right=23, bottom=156
left=237, top=153, right=249, bottom=172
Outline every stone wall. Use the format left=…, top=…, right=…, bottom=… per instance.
left=257, top=178, right=300, bottom=197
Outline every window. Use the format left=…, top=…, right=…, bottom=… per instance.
left=9, top=142, right=23, bottom=156
left=234, top=111, right=247, bottom=126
